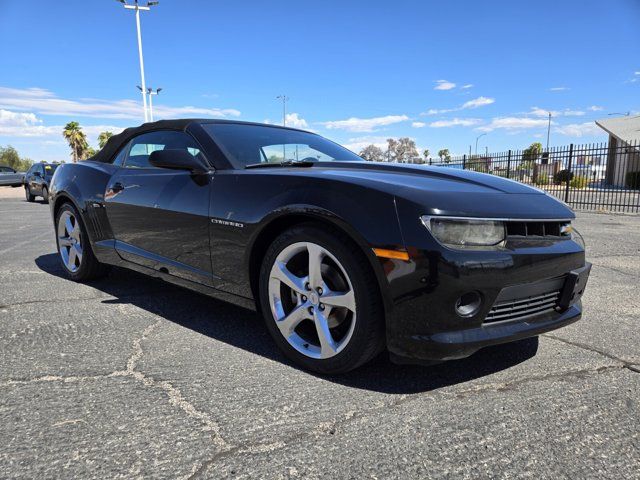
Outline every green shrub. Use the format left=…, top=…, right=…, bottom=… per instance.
left=535, top=175, right=550, bottom=186
left=626, top=171, right=640, bottom=190
left=570, top=176, right=589, bottom=189
left=554, top=169, right=574, bottom=185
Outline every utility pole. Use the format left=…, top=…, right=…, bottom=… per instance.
left=119, top=0, right=158, bottom=122
left=276, top=95, right=289, bottom=126
left=546, top=112, right=552, bottom=152
left=475, top=133, right=487, bottom=156
left=147, top=87, right=162, bottom=121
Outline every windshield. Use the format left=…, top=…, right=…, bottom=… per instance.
left=44, top=164, right=58, bottom=176
left=202, top=123, right=362, bottom=168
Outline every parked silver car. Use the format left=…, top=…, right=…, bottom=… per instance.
left=0, top=165, right=25, bottom=187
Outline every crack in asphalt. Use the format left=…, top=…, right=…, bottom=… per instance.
left=589, top=262, right=639, bottom=279
left=542, top=333, right=639, bottom=369
left=183, top=365, right=624, bottom=480
left=186, top=363, right=627, bottom=478
left=0, top=319, right=230, bottom=455
left=0, top=230, right=52, bottom=256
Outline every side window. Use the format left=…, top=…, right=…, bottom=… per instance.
left=123, top=130, right=203, bottom=169
left=112, top=145, right=129, bottom=166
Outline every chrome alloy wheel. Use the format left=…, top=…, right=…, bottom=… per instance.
left=57, top=210, right=83, bottom=273
left=268, top=242, right=357, bottom=360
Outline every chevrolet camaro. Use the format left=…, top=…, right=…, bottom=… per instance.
left=48, top=119, right=591, bottom=374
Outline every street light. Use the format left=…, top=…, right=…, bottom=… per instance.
left=147, top=87, right=162, bottom=121
left=118, top=0, right=158, bottom=122
left=276, top=95, right=289, bottom=126
left=546, top=112, right=552, bottom=152
left=475, top=133, right=486, bottom=156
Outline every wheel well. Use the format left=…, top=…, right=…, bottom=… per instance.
left=53, top=194, right=73, bottom=219
left=248, top=214, right=383, bottom=307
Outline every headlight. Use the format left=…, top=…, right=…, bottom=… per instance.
left=420, top=216, right=506, bottom=248
left=560, top=223, right=586, bottom=248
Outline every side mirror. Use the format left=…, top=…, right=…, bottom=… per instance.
left=33, top=171, right=42, bottom=178
left=148, top=149, right=209, bottom=174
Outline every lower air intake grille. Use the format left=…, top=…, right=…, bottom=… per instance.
left=484, top=280, right=563, bottom=325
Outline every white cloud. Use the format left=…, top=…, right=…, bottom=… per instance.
left=342, top=136, right=388, bottom=152
left=529, top=107, right=559, bottom=117
left=412, top=122, right=426, bottom=128
left=0, top=108, right=123, bottom=142
left=424, top=96, right=495, bottom=116
left=477, top=117, right=551, bottom=132
left=461, top=96, right=495, bottom=109
left=554, top=122, right=602, bottom=137
left=461, top=84, right=474, bottom=89
left=321, top=115, right=409, bottom=132
left=549, top=86, right=570, bottom=91
left=434, top=80, right=456, bottom=91
left=0, top=86, right=241, bottom=120
left=588, top=105, right=604, bottom=111
left=285, top=113, right=309, bottom=129
left=429, top=118, right=482, bottom=128
left=529, top=106, right=585, bottom=117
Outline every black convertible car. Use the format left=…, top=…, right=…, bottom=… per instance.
left=48, top=119, right=590, bottom=373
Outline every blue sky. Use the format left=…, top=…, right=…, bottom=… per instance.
left=0, top=0, right=638, bottom=162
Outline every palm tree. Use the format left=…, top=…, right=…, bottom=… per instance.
left=98, top=131, right=113, bottom=149
left=62, top=122, right=88, bottom=163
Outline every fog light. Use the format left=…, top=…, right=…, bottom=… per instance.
left=455, top=291, right=482, bottom=317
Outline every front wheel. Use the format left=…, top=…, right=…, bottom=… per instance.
left=259, top=225, right=385, bottom=374
left=25, top=186, right=35, bottom=202
left=55, top=203, right=110, bottom=281
left=41, top=186, right=49, bottom=204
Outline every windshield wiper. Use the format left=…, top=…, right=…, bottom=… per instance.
left=244, top=160, right=315, bottom=169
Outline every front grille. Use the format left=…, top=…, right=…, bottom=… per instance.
left=484, top=290, right=560, bottom=324
left=506, top=221, right=568, bottom=238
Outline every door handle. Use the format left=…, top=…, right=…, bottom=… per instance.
left=111, top=182, right=125, bottom=193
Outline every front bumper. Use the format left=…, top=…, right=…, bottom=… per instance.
left=382, top=237, right=590, bottom=364
left=389, top=301, right=582, bottom=364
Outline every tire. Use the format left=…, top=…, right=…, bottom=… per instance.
left=25, top=186, right=35, bottom=202
left=55, top=203, right=110, bottom=281
left=41, top=186, right=49, bottom=204
left=259, top=224, right=385, bottom=374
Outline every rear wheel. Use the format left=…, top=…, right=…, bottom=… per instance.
left=25, top=186, right=35, bottom=202
left=259, top=225, right=384, bottom=374
left=55, top=203, right=110, bottom=281
left=41, top=186, right=49, bottom=204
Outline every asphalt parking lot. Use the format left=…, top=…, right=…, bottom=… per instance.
left=1, top=187, right=639, bottom=479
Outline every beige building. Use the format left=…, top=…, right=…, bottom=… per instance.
left=595, top=115, right=640, bottom=187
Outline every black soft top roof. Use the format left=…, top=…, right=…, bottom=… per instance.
left=89, top=119, right=313, bottom=164
left=90, top=119, right=197, bottom=164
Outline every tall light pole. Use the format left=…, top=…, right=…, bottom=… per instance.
left=147, top=87, right=162, bottom=121
left=119, top=0, right=158, bottom=122
left=546, top=112, right=552, bottom=152
left=276, top=95, right=289, bottom=126
left=475, top=133, right=486, bottom=156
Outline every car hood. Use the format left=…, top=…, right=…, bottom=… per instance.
left=288, top=161, right=575, bottom=219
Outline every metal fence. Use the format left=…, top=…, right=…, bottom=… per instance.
left=425, top=140, right=640, bottom=213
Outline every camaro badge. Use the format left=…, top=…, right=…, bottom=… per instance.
left=210, top=218, right=244, bottom=228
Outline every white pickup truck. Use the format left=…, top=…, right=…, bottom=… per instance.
left=0, top=165, right=25, bottom=187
